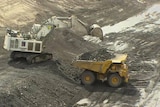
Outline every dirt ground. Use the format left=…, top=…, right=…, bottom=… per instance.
left=0, top=0, right=160, bottom=107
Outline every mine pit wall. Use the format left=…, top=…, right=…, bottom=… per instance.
left=1, top=0, right=157, bottom=31
left=0, top=27, right=6, bottom=37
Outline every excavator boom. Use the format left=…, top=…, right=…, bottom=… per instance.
left=3, top=15, right=103, bottom=64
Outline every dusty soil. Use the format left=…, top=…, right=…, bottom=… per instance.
left=0, top=0, right=160, bottom=107
left=0, top=0, right=157, bottom=29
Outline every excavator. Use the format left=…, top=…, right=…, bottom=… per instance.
left=3, top=15, right=129, bottom=87
left=3, top=15, right=103, bottom=64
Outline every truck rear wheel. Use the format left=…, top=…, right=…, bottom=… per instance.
left=81, top=70, right=95, bottom=85
left=108, top=73, right=122, bottom=88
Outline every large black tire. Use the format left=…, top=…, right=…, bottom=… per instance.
left=81, top=70, right=96, bottom=85
left=108, top=73, right=122, bottom=88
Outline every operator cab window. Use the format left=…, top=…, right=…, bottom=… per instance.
left=21, top=41, right=26, bottom=47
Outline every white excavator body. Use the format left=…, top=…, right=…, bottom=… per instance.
left=4, top=33, right=42, bottom=53
left=3, top=15, right=103, bottom=64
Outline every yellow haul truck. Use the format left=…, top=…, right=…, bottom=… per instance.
left=72, top=54, right=128, bottom=87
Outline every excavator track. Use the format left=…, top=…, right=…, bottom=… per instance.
left=26, top=53, right=52, bottom=64
left=10, top=51, right=52, bottom=64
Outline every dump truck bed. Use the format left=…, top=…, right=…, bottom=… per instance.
left=72, top=60, right=112, bottom=74
left=72, top=54, right=127, bottom=74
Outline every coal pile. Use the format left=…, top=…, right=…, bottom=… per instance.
left=78, top=48, right=115, bottom=61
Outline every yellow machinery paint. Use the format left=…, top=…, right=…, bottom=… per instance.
left=72, top=54, right=129, bottom=87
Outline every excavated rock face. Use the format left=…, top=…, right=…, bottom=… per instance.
left=0, top=0, right=155, bottom=29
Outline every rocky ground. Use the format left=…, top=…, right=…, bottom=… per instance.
left=0, top=0, right=157, bottom=29
left=0, top=0, right=160, bottom=107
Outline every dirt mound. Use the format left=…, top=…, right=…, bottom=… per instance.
left=44, top=28, right=100, bottom=62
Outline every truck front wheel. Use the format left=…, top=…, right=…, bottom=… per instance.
left=108, top=73, right=122, bottom=88
left=81, top=70, right=95, bottom=85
